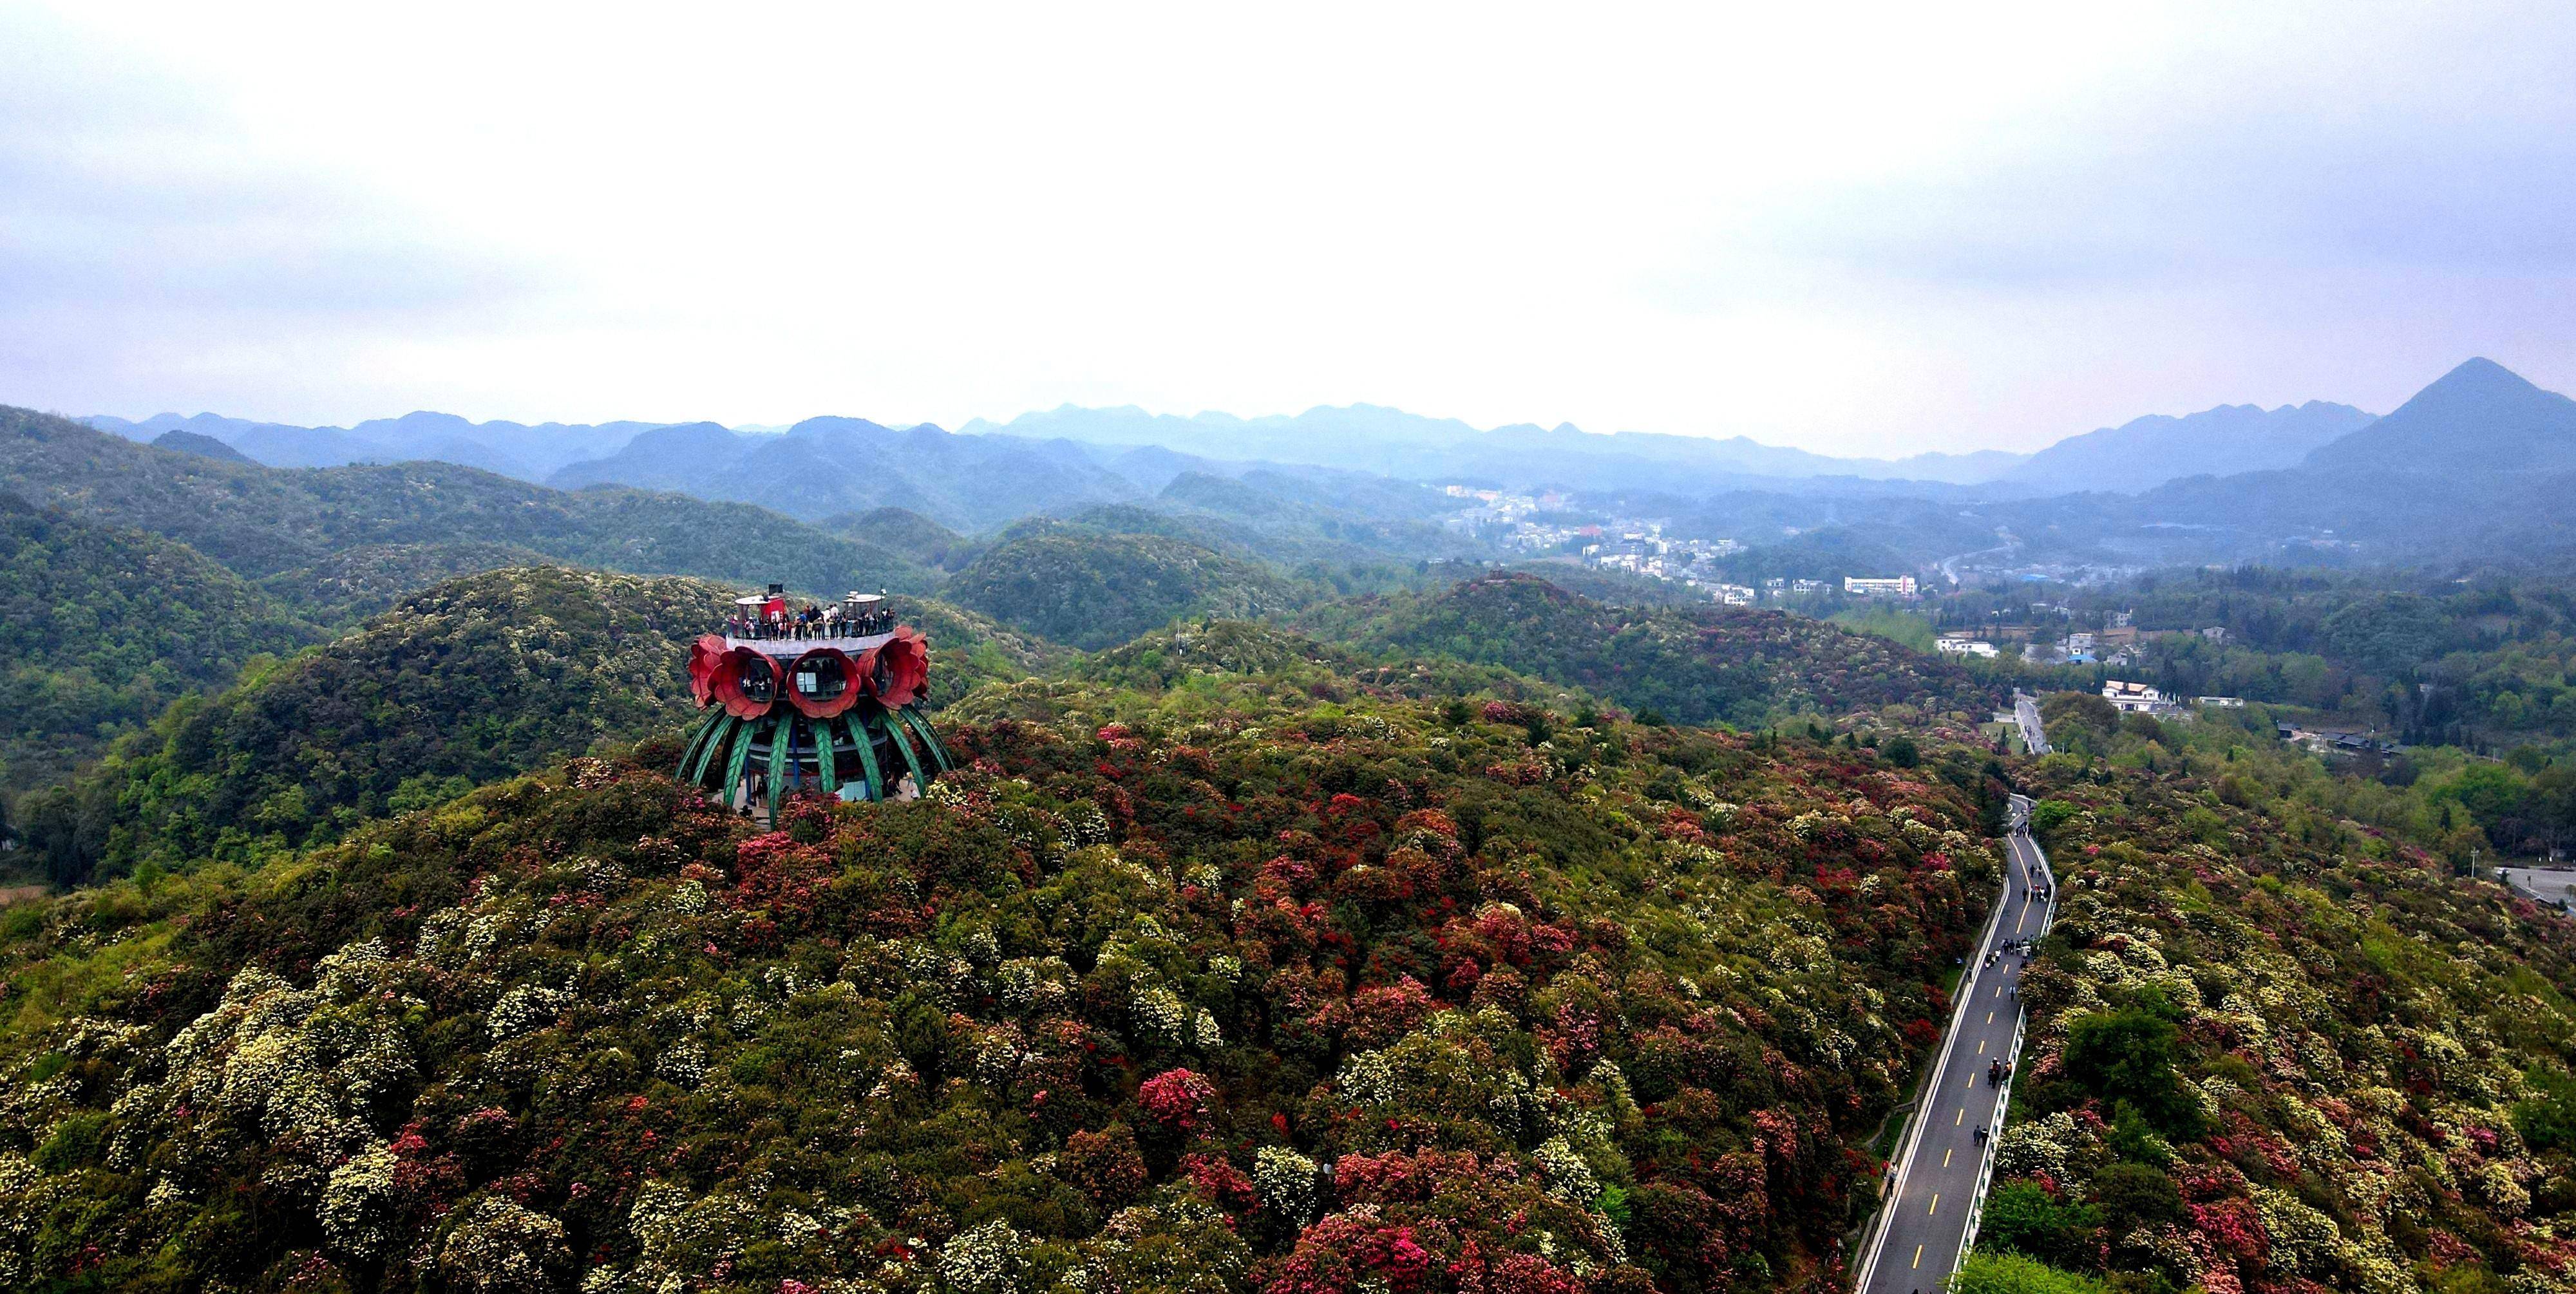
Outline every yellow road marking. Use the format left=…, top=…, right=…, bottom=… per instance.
left=2016, top=906, right=2029, bottom=933
left=1943, top=1148, right=1953, bottom=1167
left=1978, top=1039, right=1987, bottom=1055
left=1955, top=1107, right=1965, bottom=1125
left=1987, top=1011, right=1994, bottom=1024
left=1929, top=1192, right=1940, bottom=1215
left=1913, top=1244, right=1924, bottom=1270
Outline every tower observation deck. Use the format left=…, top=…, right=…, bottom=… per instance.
left=674, top=585, right=952, bottom=816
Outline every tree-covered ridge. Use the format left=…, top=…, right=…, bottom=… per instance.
left=15, top=567, right=730, bottom=883
left=2027, top=686, right=2575, bottom=868
left=1982, top=759, right=2576, bottom=1294
left=1977, top=565, right=2576, bottom=750
left=1066, top=621, right=1611, bottom=726
left=0, top=493, right=319, bottom=790
left=946, top=524, right=1305, bottom=650
left=1148, top=471, right=1477, bottom=567
left=0, top=405, right=940, bottom=600
left=822, top=507, right=985, bottom=574
left=256, top=541, right=556, bottom=622
left=1332, top=573, right=2003, bottom=729
left=0, top=675, right=2005, bottom=1294
left=12, top=568, right=1059, bottom=886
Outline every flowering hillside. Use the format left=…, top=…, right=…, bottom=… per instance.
left=0, top=667, right=2005, bottom=1294
left=1988, top=764, right=2576, bottom=1294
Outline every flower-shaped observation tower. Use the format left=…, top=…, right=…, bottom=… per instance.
left=675, top=586, right=953, bottom=816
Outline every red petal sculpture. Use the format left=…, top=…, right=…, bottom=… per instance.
left=675, top=592, right=949, bottom=817
left=865, top=627, right=929, bottom=708
left=786, top=647, right=863, bottom=719
left=687, top=634, right=728, bottom=708
left=710, top=646, right=779, bottom=718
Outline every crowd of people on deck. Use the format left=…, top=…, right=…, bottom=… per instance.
left=726, top=601, right=895, bottom=641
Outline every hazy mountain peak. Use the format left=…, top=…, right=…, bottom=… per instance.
left=787, top=415, right=900, bottom=438
left=151, top=429, right=257, bottom=464
left=2404, top=356, right=2545, bottom=409
left=2303, top=356, right=2574, bottom=475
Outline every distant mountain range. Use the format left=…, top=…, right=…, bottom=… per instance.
left=963, top=404, right=2032, bottom=491
left=86, top=409, right=664, bottom=480
left=77, top=359, right=2576, bottom=568
left=84, top=389, right=2396, bottom=513
left=1998, top=400, right=2376, bottom=494
left=547, top=417, right=1152, bottom=530
left=4, top=406, right=942, bottom=596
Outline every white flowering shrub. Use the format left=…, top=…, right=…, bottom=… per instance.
left=1253, top=1145, right=1321, bottom=1223
left=321, top=1143, right=401, bottom=1257
left=488, top=984, right=568, bottom=1040
left=1073, top=1194, right=1247, bottom=1294
left=999, top=957, right=1074, bottom=1012
left=1532, top=1135, right=1600, bottom=1204
left=0, top=1154, right=44, bottom=1288
left=439, top=1196, right=572, bottom=1293
left=937, top=1219, right=1026, bottom=1294
left=1993, top=1111, right=2087, bottom=1184
left=1128, top=986, right=1189, bottom=1049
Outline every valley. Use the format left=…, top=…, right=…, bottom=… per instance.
left=5, top=361, right=2576, bottom=1294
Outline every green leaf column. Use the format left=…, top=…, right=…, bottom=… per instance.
left=721, top=718, right=757, bottom=811
left=765, top=716, right=793, bottom=818
left=848, top=712, right=886, bottom=801
left=884, top=704, right=929, bottom=797
left=815, top=714, right=839, bottom=796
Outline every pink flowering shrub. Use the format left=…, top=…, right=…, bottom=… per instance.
left=1138, top=1067, right=1218, bottom=1132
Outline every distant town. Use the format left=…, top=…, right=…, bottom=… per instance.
left=1439, top=485, right=1919, bottom=608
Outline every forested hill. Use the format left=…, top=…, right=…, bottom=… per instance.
left=1066, top=619, right=1564, bottom=705
left=1, top=493, right=319, bottom=789
left=12, top=567, right=1057, bottom=885
left=0, top=405, right=940, bottom=598
left=1327, top=572, right=2003, bottom=728
left=0, top=650, right=2006, bottom=1294
left=945, top=522, right=1305, bottom=650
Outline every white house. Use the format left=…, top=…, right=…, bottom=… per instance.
left=1844, top=575, right=1918, bottom=597
left=2103, top=680, right=2165, bottom=713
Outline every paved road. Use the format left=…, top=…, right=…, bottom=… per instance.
left=2499, top=867, right=2576, bottom=915
left=2012, top=691, right=2051, bottom=756
left=1855, top=796, right=2055, bottom=1294
left=1937, top=536, right=2019, bottom=587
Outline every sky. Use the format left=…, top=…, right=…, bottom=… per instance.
left=5, top=3, right=2573, bottom=458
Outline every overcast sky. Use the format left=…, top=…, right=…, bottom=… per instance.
left=5, top=3, right=2572, bottom=457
